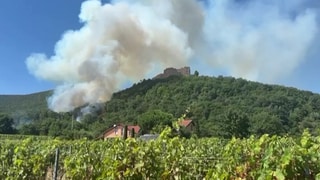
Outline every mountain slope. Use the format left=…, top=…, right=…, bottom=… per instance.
left=102, top=75, right=320, bottom=137
left=2, top=75, right=320, bottom=138
left=0, top=91, right=51, bottom=115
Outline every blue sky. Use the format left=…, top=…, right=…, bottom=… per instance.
left=0, top=0, right=83, bottom=94
left=1, top=0, right=320, bottom=95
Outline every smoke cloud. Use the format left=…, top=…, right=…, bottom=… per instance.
left=26, top=0, right=319, bottom=112
left=202, top=0, right=318, bottom=81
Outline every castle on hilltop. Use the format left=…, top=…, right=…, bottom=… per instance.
left=153, top=66, right=191, bottom=79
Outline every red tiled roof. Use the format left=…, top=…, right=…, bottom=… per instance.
left=179, top=119, right=193, bottom=127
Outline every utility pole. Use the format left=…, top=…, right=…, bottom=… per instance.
left=71, top=113, right=74, bottom=139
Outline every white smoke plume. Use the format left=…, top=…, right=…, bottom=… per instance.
left=74, top=103, right=103, bottom=122
left=26, top=0, right=319, bottom=112
left=202, top=0, right=318, bottom=81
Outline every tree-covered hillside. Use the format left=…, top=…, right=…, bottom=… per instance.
left=102, top=75, right=320, bottom=137
left=0, top=91, right=51, bottom=114
left=1, top=75, right=320, bottom=138
left=0, top=91, right=52, bottom=132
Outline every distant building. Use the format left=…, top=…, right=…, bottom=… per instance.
left=139, top=134, right=159, bottom=141
left=100, top=124, right=141, bottom=140
left=99, top=119, right=194, bottom=140
left=139, top=119, right=195, bottom=140
left=153, top=67, right=191, bottom=79
left=179, top=119, right=194, bottom=131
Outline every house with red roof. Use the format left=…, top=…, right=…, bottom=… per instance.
left=179, top=119, right=194, bottom=131
left=100, top=119, right=194, bottom=140
left=100, top=124, right=141, bottom=140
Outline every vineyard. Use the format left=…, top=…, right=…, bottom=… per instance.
left=0, top=129, right=320, bottom=180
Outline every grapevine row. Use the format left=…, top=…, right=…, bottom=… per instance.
left=0, top=129, right=319, bottom=179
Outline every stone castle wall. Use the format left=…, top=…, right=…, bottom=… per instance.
left=153, top=67, right=190, bottom=79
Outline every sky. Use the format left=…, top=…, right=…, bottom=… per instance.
left=0, top=0, right=83, bottom=94
left=1, top=0, right=320, bottom=98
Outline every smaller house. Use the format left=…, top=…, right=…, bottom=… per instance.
left=100, top=124, right=141, bottom=140
left=179, top=119, right=194, bottom=131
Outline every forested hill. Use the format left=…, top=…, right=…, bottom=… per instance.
left=103, top=75, right=320, bottom=137
left=1, top=75, right=320, bottom=138
left=0, top=91, right=51, bottom=115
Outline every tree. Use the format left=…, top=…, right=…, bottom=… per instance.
left=249, top=112, right=284, bottom=136
left=215, top=109, right=249, bottom=138
left=298, top=112, right=320, bottom=135
left=19, top=124, right=39, bottom=135
left=194, top=70, right=199, bottom=76
left=137, top=110, right=174, bottom=134
left=0, top=114, right=16, bottom=134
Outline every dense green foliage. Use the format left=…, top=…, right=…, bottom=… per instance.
left=0, top=130, right=319, bottom=179
left=0, top=91, right=51, bottom=130
left=1, top=75, right=320, bottom=138
left=0, top=114, right=16, bottom=134
left=102, top=75, right=320, bottom=137
left=137, top=110, right=174, bottom=134
left=0, top=91, right=51, bottom=114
